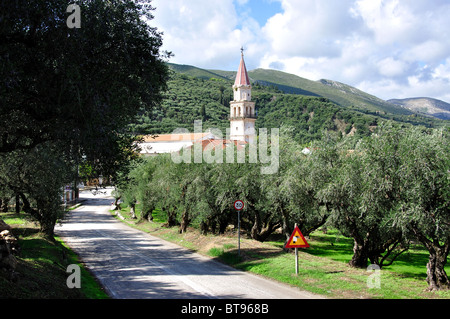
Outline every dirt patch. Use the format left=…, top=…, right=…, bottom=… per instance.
left=135, top=219, right=283, bottom=262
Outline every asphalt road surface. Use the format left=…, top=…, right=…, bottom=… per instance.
left=55, top=188, right=321, bottom=299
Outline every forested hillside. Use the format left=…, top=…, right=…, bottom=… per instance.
left=129, top=70, right=446, bottom=144
left=129, top=72, right=231, bottom=135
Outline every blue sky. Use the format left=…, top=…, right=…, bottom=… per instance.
left=151, top=0, right=450, bottom=103
left=235, top=0, right=282, bottom=27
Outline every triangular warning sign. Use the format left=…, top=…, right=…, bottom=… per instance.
left=285, top=225, right=309, bottom=248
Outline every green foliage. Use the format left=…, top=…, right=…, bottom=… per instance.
left=0, top=0, right=169, bottom=237
left=327, top=125, right=410, bottom=268
left=0, top=144, right=76, bottom=237
left=130, top=72, right=231, bottom=135
left=392, top=126, right=450, bottom=290
left=1, top=0, right=169, bottom=174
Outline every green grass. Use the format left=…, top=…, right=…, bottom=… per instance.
left=225, top=231, right=450, bottom=299
left=305, top=229, right=439, bottom=282
left=0, top=212, right=109, bottom=299
left=208, top=247, right=242, bottom=265
left=207, top=247, right=224, bottom=257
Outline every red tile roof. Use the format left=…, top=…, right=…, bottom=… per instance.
left=186, top=139, right=247, bottom=151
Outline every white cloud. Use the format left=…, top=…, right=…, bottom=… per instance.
left=351, top=0, right=424, bottom=46
left=262, top=0, right=357, bottom=59
left=151, top=0, right=247, bottom=69
left=150, top=0, right=450, bottom=103
left=259, top=0, right=450, bottom=101
left=433, top=60, right=450, bottom=82
left=377, top=57, right=409, bottom=78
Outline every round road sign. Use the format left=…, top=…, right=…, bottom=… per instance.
left=234, top=200, right=244, bottom=211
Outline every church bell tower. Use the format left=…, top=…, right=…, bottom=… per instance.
left=229, top=48, right=256, bottom=144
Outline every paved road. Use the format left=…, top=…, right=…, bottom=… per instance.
left=55, top=189, right=321, bottom=299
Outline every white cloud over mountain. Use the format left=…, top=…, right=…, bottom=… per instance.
left=151, top=0, right=450, bottom=103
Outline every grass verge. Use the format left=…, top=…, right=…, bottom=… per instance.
left=113, top=206, right=450, bottom=299
left=0, top=211, right=109, bottom=299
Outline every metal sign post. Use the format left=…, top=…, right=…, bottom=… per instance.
left=233, top=200, right=244, bottom=257
left=237, top=210, right=240, bottom=257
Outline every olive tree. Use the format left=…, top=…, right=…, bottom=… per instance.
left=262, top=130, right=338, bottom=243
left=394, top=127, right=449, bottom=290
left=0, top=145, right=75, bottom=237
left=328, top=126, right=408, bottom=268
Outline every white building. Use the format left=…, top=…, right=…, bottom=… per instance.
left=139, top=132, right=217, bottom=155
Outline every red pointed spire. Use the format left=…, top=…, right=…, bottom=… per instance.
left=234, top=48, right=251, bottom=86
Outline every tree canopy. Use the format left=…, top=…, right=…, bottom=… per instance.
left=117, top=125, right=449, bottom=290
left=0, top=0, right=169, bottom=236
left=1, top=0, right=169, bottom=175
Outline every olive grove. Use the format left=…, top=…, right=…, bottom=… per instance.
left=117, top=125, right=449, bottom=290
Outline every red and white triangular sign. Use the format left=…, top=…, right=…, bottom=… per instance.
left=285, top=225, right=309, bottom=248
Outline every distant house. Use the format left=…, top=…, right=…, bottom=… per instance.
left=301, top=147, right=312, bottom=155
left=62, top=184, right=79, bottom=205
left=139, top=132, right=218, bottom=155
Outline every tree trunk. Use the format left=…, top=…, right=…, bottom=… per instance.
left=19, top=193, right=56, bottom=240
left=15, top=194, right=21, bottom=214
left=349, top=239, right=369, bottom=268
left=280, top=207, right=294, bottom=250
left=218, top=218, right=228, bottom=234
left=0, top=198, right=9, bottom=212
left=165, top=207, right=177, bottom=227
left=179, top=210, right=189, bottom=234
left=412, top=227, right=449, bottom=290
left=210, top=219, right=217, bottom=234
left=142, top=208, right=153, bottom=222
left=250, top=211, right=262, bottom=241
left=130, top=203, right=136, bottom=219
left=200, top=221, right=208, bottom=236
left=250, top=211, right=280, bottom=242
left=113, top=196, right=121, bottom=210
left=368, top=235, right=409, bottom=268
left=425, top=245, right=449, bottom=291
left=40, top=217, right=56, bottom=240
left=257, top=222, right=280, bottom=242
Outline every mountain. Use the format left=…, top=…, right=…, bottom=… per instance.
left=247, top=69, right=413, bottom=116
left=168, top=63, right=447, bottom=121
left=199, top=66, right=412, bottom=116
left=167, top=63, right=230, bottom=81
left=388, top=97, right=450, bottom=120
left=130, top=64, right=446, bottom=143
